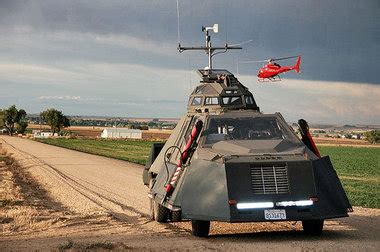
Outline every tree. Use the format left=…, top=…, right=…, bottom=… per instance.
left=16, top=121, right=28, bottom=134
left=1, top=105, right=28, bottom=136
left=364, top=130, right=380, bottom=144
left=0, top=109, right=4, bottom=129
left=40, top=109, right=70, bottom=134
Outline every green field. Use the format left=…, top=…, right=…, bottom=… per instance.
left=36, top=138, right=155, bottom=165
left=319, top=146, right=380, bottom=209
left=36, top=138, right=379, bottom=208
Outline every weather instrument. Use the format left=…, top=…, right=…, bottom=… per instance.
left=142, top=25, right=351, bottom=237
left=178, top=24, right=242, bottom=69
left=241, top=56, right=301, bottom=82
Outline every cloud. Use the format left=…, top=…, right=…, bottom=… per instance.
left=240, top=76, right=380, bottom=124
left=1, top=58, right=379, bottom=123
left=0, top=61, right=195, bottom=117
left=38, top=95, right=81, bottom=100
left=1, top=0, right=379, bottom=83
left=0, top=63, right=93, bottom=86
left=31, top=27, right=175, bottom=56
left=0, top=0, right=378, bottom=121
left=0, top=25, right=178, bottom=60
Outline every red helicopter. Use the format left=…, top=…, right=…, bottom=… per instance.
left=241, top=56, right=301, bottom=82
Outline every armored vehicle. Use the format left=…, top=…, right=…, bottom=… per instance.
left=142, top=25, right=352, bottom=237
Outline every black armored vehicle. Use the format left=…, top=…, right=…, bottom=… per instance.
left=143, top=25, right=351, bottom=237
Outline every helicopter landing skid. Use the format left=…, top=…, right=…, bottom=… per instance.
left=258, top=75, right=281, bottom=82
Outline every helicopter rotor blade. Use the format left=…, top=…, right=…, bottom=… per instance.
left=229, top=39, right=254, bottom=47
left=272, top=55, right=299, bottom=61
left=239, top=60, right=268, bottom=64
left=239, top=55, right=300, bottom=64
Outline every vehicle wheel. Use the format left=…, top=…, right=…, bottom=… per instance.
left=191, top=220, right=210, bottom=237
left=153, top=201, right=169, bottom=223
left=302, top=219, right=324, bottom=235
left=170, top=211, right=182, bottom=222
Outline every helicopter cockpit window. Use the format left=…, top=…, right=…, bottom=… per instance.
left=245, top=96, right=254, bottom=105
left=222, top=96, right=242, bottom=105
left=191, top=97, right=202, bottom=106
left=204, top=117, right=293, bottom=145
left=205, top=97, right=219, bottom=105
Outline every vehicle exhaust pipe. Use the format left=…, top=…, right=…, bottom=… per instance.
left=298, top=119, right=320, bottom=158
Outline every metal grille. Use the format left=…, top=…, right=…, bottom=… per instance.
left=250, top=164, right=290, bottom=194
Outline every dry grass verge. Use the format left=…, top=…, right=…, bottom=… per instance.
left=58, top=240, right=131, bottom=251
left=0, top=149, right=70, bottom=235
left=0, top=146, right=137, bottom=251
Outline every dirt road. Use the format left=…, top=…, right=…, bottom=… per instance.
left=1, top=135, right=379, bottom=251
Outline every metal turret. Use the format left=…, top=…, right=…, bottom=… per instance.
left=187, top=69, right=259, bottom=113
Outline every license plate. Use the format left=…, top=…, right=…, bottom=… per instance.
left=264, top=209, right=286, bottom=220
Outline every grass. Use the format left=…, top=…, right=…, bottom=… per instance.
left=35, top=138, right=157, bottom=165
left=58, top=240, right=74, bottom=250
left=0, top=150, right=63, bottom=234
left=85, top=242, right=114, bottom=250
left=34, top=138, right=379, bottom=208
left=319, top=146, right=380, bottom=208
left=58, top=240, right=120, bottom=250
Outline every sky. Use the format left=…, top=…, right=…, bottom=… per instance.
left=0, top=0, right=379, bottom=124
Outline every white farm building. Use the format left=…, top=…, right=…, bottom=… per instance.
left=101, top=128, right=142, bottom=139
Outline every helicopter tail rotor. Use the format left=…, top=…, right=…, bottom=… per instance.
left=293, top=56, right=301, bottom=73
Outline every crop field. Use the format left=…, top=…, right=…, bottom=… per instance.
left=36, top=138, right=379, bottom=208
left=319, top=146, right=380, bottom=209
left=36, top=138, right=156, bottom=165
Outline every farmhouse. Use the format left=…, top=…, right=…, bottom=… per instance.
left=101, top=128, right=142, bottom=139
left=33, top=130, right=57, bottom=138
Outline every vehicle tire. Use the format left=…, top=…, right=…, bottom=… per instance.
left=191, top=220, right=210, bottom=237
left=153, top=201, right=169, bottom=223
left=170, top=211, right=182, bottom=222
left=302, top=219, right=324, bottom=235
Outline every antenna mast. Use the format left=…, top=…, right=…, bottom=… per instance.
left=178, top=24, right=242, bottom=70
